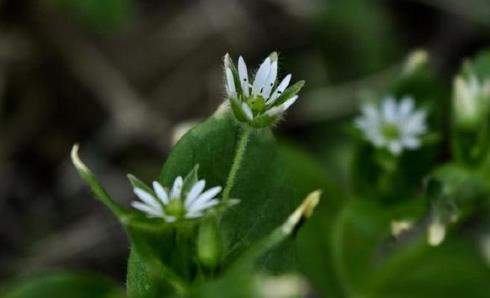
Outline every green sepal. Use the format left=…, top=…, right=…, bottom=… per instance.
left=127, top=174, right=154, bottom=195
left=182, top=164, right=200, bottom=196
left=229, top=97, right=248, bottom=123
left=270, top=80, right=305, bottom=107
left=250, top=113, right=277, bottom=128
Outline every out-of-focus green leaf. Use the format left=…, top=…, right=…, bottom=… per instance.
left=335, top=200, right=426, bottom=292
left=472, top=50, right=490, bottom=77
left=365, top=236, right=490, bottom=298
left=313, top=0, right=399, bottom=80
left=450, top=50, right=490, bottom=166
left=54, top=0, right=133, bottom=32
left=0, top=272, right=124, bottom=298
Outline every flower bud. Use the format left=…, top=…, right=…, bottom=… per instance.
left=197, top=219, right=222, bottom=268
left=427, top=218, right=446, bottom=247
left=452, top=71, right=490, bottom=165
left=453, top=74, right=490, bottom=129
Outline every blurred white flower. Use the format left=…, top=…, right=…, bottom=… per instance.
left=224, top=52, right=304, bottom=127
left=131, top=177, right=222, bottom=222
left=355, top=96, right=427, bottom=155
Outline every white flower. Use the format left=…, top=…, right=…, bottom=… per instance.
left=355, top=96, right=427, bottom=155
left=131, top=176, right=222, bottom=222
left=224, top=52, right=304, bottom=127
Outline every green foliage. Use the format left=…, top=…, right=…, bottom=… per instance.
left=158, top=111, right=326, bottom=270
left=17, top=48, right=490, bottom=298
left=366, top=236, right=490, bottom=298
left=451, top=50, right=490, bottom=166
left=71, top=107, right=326, bottom=297
left=0, top=272, right=124, bottom=298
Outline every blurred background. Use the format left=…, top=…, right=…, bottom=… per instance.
left=0, top=0, right=489, bottom=287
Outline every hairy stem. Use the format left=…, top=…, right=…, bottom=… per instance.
left=222, top=125, right=251, bottom=202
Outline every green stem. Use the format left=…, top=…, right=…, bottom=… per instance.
left=331, top=205, right=355, bottom=298
left=222, top=126, right=251, bottom=202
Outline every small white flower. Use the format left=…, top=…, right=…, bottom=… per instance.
left=355, top=96, right=427, bottom=155
left=131, top=176, right=222, bottom=222
left=224, top=52, right=304, bottom=127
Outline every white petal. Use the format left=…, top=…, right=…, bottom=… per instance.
left=383, top=97, right=397, bottom=122
left=170, top=176, right=183, bottom=199
left=401, top=136, right=421, bottom=149
left=134, top=188, right=160, bottom=209
left=261, top=61, right=278, bottom=99
left=265, top=95, right=298, bottom=116
left=185, top=180, right=206, bottom=208
left=405, top=110, right=427, bottom=134
left=152, top=181, right=169, bottom=204
left=388, top=142, right=403, bottom=155
left=399, top=97, right=414, bottom=118
left=361, top=104, right=379, bottom=121
left=225, top=68, right=236, bottom=97
left=241, top=102, right=254, bottom=120
left=252, top=57, right=271, bottom=96
left=187, top=186, right=222, bottom=210
left=268, top=74, right=291, bottom=104
left=280, top=95, right=298, bottom=111
left=131, top=201, right=163, bottom=217
left=189, top=199, right=219, bottom=214
left=164, top=216, right=176, bottom=223
left=185, top=211, right=203, bottom=219
left=238, top=56, right=250, bottom=97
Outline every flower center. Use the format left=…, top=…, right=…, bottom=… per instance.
left=381, top=123, right=400, bottom=140
left=164, top=199, right=185, bottom=218
left=247, top=95, right=266, bottom=113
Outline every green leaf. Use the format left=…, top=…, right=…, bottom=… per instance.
left=127, top=174, right=154, bottom=195
left=297, top=193, right=426, bottom=297
left=71, top=145, right=128, bottom=220
left=73, top=108, right=329, bottom=296
left=471, top=49, right=490, bottom=78
left=0, top=272, right=124, bottom=298
left=159, top=110, right=327, bottom=271
left=365, top=236, right=490, bottom=298
left=189, top=191, right=321, bottom=298
left=72, top=145, right=191, bottom=297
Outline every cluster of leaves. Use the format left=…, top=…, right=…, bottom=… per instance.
left=297, top=50, right=490, bottom=298
left=2, top=50, right=490, bottom=298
